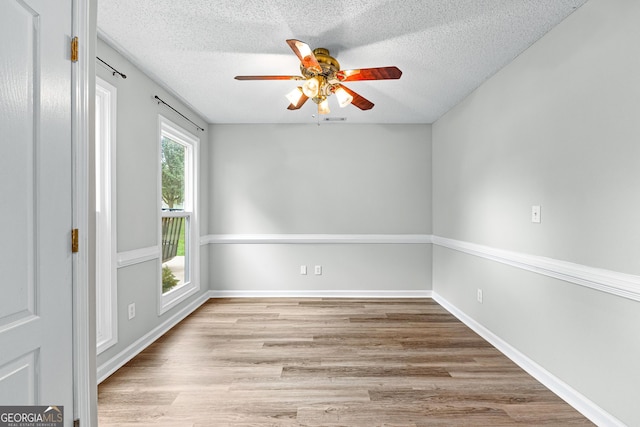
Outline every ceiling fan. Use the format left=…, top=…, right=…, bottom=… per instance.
left=234, top=39, right=402, bottom=115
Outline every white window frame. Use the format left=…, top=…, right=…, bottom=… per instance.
left=95, top=77, right=118, bottom=354
left=158, top=115, right=200, bottom=314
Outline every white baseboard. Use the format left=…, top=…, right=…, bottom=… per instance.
left=208, top=290, right=433, bottom=298
left=97, top=291, right=210, bottom=384
left=432, top=292, right=625, bottom=427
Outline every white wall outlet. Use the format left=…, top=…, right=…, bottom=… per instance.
left=314, top=265, right=322, bottom=275
left=128, top=303, right=136, bottom=320
left=477, top=289, right=483, bottom=303
left=531, top=205, right=541, bottom=223
left=300, top=265, right=307, bottom=275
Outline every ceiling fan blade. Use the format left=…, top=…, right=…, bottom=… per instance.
left=287, top=92, right=309, bottom=110
left=337, top=66, right=402, bottom=82
left=286, top=39, right=322, bottom=73
left=235, top=75, right=304, bottom=81
left=339, top=85, right=374, bottom=110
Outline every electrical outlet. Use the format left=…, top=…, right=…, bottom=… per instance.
left=300, top=265, right=307, bottom=275
left=128, top=303, right=136, bottom=320
left=477, top=289, right=483, bottom=304
left=314, top=265, right=322, bottom=275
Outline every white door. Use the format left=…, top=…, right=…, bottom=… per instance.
left=0, top=0, right=74, bottom=423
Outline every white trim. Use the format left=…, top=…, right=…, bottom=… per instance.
left=209, top=290, right=433, bottom=299
left=432, top=292, right=626, bottom=427
left=158, top=115, right=200, bottom=314
left=95, top=76, right=118, bottom=355
left=432, top=235, right=640, bottom=303
left=159, top=274, right=200, bottom=314
left=117, top=246, right=160, bottom=268
left=71, top=0, right=93, bottom=424
left=97, top=291, right=210, bottom=384
left=201, top=234, right=433, bottom=245
left=202, top=233, right=640, bottom=302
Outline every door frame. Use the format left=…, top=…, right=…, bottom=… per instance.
left=71, top=0, right=95, bottom=424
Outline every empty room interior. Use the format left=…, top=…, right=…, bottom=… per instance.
left=92, top=0, right=639, bottom=425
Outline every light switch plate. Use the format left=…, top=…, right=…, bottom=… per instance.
left=531, top=205, right=541, bottom=223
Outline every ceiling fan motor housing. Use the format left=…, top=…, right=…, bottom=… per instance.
left=300, top=47, right=343, bottom=103
left=301, top=48, right=340, bottom=79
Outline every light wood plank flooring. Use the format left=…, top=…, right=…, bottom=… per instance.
left=98, top=298, right=593, bottom=426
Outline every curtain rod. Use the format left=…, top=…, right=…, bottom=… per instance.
left=96, top=57, right=126, bottom=79
left=154, top=95, right=205, bottom=132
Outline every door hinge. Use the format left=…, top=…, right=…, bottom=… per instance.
left=73, top=419, right=80, bottom=427
left=72, top=229, right=79, bottom=253
left=71, top=36, right=79, bottom=62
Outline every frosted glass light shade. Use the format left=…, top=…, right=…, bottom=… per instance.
left=302, top=77, right=320, bottom=98
left=285, top=87, right=304, bottom=105
left=334, top=87, right=353, bottom=108
left=318, top=98, right=330, bottom=115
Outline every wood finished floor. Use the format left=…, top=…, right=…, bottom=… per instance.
left=98, top=298, right=593, bottom=426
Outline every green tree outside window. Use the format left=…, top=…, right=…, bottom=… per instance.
left=161, top=137, right=185, bottom=209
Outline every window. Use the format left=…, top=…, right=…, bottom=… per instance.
left=158, top=115, right=199, bottom=313
left=95, top=77, right=117, bottom=353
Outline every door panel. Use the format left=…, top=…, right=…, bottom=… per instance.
left=0, top=0, right=37, bottom=331
left=0, top=352, right=37, bottom=404
left=0, top=0, right=74, bottom=423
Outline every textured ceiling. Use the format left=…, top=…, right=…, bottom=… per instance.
left=97, top=0, right=588, bottom=124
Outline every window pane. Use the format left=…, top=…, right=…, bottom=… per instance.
left=161, top=215, right=188, bottom=294
left=159, top=116, right=198, bottom=313
left=161, top=137, right=186, bottom=210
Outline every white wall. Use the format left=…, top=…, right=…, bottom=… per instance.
left=96, top=38, right=210, bottom=373
left=432, top=0, right=640, bottom=424
left=207, top=124, right=432, bottom=295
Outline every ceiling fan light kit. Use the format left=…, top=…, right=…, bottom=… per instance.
left=285, top=87, right=304, bottom=105
left=235, top=39, right=402, bottom=116
left=301, top=77, right=320, bottom=98
left=334, top=87, right=354, bottom=108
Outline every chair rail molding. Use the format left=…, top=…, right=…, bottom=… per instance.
left=431, top=236, right=640, bottom=303
left=199, top=233, right=640, bottom=301
left=200, top=233, right=433, bottom=245
left=117, top=245, right=161, bottom=268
